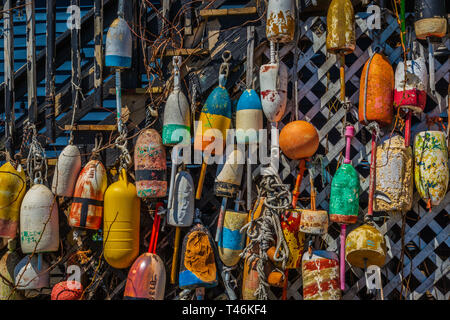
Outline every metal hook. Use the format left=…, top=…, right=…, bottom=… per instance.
left=222, top=50, right=231, bottom=63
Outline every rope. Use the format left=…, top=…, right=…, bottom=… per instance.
left=68, top=80, right=85, bottom=145
left=114, top=127, right=131, bottom=172
left=89, top=134, right=103, bottom=161
left=240, top=173, right=291, bottom=300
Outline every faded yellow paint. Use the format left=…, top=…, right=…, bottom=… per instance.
left=326, top=0, right=356, bottom=55
left=345, top=223, right=386, bottom=268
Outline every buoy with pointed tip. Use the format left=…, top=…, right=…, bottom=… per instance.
left=51, top=144, right=81, bottom=197
left=0, top=162, right=26, bottom=239
left=69, top=160, right=107, bottom=230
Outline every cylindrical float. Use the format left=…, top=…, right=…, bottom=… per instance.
left=299, top=209, right=329, bottom=235
left=280, top=209, right=305, bottom=269
left=134, top=128, right=167, bottom=198
left=51, top=144, right=81, bottom=197
left=103, top=169, right=140, bottom=269
left=358, top=52, right=394, bottom=127
left=179, top=224, right=218, bottom=289
left=123, top=253, right=166, bottom=300
left=162, top=56, right=191, bottom=146
left=20, top=184, right=59, bottom=254
left=0, top=162, right=26, bottom=239
left=326, top=0, right=356, bottom=55
left=394, top=55, right=428, bottom=113
left=236, top=89, right=263, bottom=144
left=345, top=223, right=387, bottom=268
left=414, top=131, right=449, bottom=208
left=414, top=0, right=447, bottom=40
left=69, top=160, right=108, bottom=230
left=374, top=135, right=413, bottom=212
left=266, top=0, right=295, bottom=43
left=218, top=210, right=248, bottom=267
left=302, top=250, right=341, bottom=300
left=215, top=149, right=245, bottom=198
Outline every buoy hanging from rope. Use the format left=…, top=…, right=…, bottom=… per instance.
left=51, top=145, right=81, bottom=197
left=266, top=0, right=295, bottom=43
left=329, top=126, right=359, bottom=292
left=326, top=0, right=356, bottom=103
left=0, top=162, right=26, bottom=239
left=414, top=130, right=449, bottom=210
left=167, top=170, right=195, bottom=284
left=103, top=168, right=140, bottom=269
left=124, top=202, right=166, bottom=300
left=105, top=0, right=132, bottom=133
left=163, top=56, right=191, bottom=210
left=194, top=51, right=232, bottom=200
left=279, top=120, right=319, bottom=208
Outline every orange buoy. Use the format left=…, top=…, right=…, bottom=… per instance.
left=358, top=52, right=394, bottom=127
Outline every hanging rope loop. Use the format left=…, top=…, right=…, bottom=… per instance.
left=115, top=128, right=131, bottom=172
left=26, top=123, right=47, bottom=186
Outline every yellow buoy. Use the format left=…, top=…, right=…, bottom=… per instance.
left=345, top=223, right=386, bottom=268
left=103, top=169, right=140, bottom=269
left=0, top=162, right=26, bottom=239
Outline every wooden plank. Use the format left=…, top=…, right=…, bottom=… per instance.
left=3, top=0, right=15, bottom=155
left=163, top=48, right=209, bottom=56
left=26, top=0, right=38, bottom=124
left=64, top=125, right=117, bottom=131
left=199, top=7, right=257, bottom=17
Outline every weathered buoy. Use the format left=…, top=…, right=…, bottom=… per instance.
left=299, top=209, right=329, bottom=235
left=105, top=17, right=132, bottom=69
left=414, top=131, right=449, bottom=208
left=394, top=54, right=428, bottom=113
left=162, top=56, right=191, bottom=146
left=236, top=89, right=263, bottom=144
left=168, top=171, right=195, bottom=284
left=374, top=135, right=413, bottom=212
left=259, top=57, right=288, bottom=123
left=134, top=128, right=167, bottom=199
left=329, top=126, right=359, bottom=224
left=179, top=223, right=218, bottom=289
left=345, top=223, right=387, bottom=268
left=218, top=210, right=248, bottom=267
left=51, top=144, right=81, bottom=197
left=215, top=149, right=245, bottom=198
left=194, top=51, right=232, bottom=200
left=414, top=0, right=447, bottom=40
left=280, top=209, right=305, bottom=269
left=103, top=169, right=140, bottom=269
left=14, top=254, right=50, bottom=290
left=279, top=121, right=319, bottom=160
left=0, top=240, right=23, bottom=300
left=302, top=250, right=341, bottom=300
left=124, top=253, right=166, bottom=300
left=69, top=160, right=107, bottom=230
left=0, top=162, right=26, bottom=239
left=266, top=0, right=295, bottom=43
left=358, top=52, right=394, bottom=127
left=20, top=184, right=59, bottom=254
left=51, top=281, right=83, bottom=300
left=326, top=0, right=355, bottom=55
